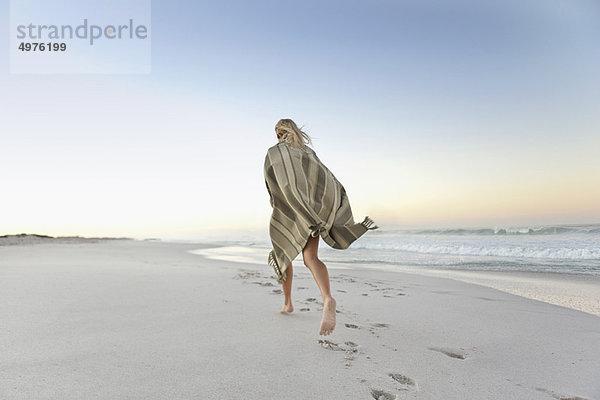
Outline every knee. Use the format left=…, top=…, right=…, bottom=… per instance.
left=303, top=255, right=320, bottom=268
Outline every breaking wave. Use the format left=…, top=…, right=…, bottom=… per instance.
left=352, top=242, right=600, bottom=260
left=398, top=224, right=600, bottom=236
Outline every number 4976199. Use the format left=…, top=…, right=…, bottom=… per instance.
left=19, top=42, right=67, bottom=51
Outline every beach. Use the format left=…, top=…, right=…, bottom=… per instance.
left=1, top=239, right=599, bottom=399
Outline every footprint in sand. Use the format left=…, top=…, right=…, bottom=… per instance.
left=252, top=281, right=274, bottom=287
left=370, top=389, right=396, bottom=400
left=337, top=275, right=357, bottom=283
left=318, top=339, right=361, bottom=367
left=365, top=372, right=418, bottom=399
left=305, top=297, right=317, bottom=302
left=297, top=286, right=309, bottom=290
left=345, top=323, right=360, bottom=329
left=371, top=323, right=390, bottom=328
left=336, top=289, right=347, bottom=293
left=271, top=289, right=283, bottom=294
left=427, top=346, right=468, bottom=360
left=344, top=341, right=359, bottom=363
left=389, top=373, right=417, bottom=387
left=234, top=270, right=262, bottom=280
left=318, top=339, right=345, bottom=351
left=299, top=308, right=310, bottom=312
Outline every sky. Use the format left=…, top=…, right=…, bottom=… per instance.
left=1, top=0, right=599, bottom=240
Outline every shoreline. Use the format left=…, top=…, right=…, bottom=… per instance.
left=188, top=244, right=600, bottom=318
left=370, top=264, right=600, bottom=318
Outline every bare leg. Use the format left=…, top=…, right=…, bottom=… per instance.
left=302, top=235, right=336, bottom=336
left=280, top=263, right=294, bottom=313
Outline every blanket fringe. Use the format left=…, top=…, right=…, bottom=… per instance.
left=268, top=250, right=284, bottom=282
left=361, top=216, right=379, bottom=230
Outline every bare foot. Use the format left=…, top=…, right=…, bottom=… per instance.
left=280, top=303, right=294, bottom=313
left=319, top=297, right=336, bottom=335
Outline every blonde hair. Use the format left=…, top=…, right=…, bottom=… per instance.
left=275, top=119, right=312, bottom=149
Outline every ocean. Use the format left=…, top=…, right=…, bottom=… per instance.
left=190, top=223, right=600, bottom=276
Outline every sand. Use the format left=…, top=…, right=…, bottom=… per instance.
left=1, top=239, right=599, bottom=399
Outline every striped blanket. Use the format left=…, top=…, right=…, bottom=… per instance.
left=264, top=141, right=378, bottom=284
